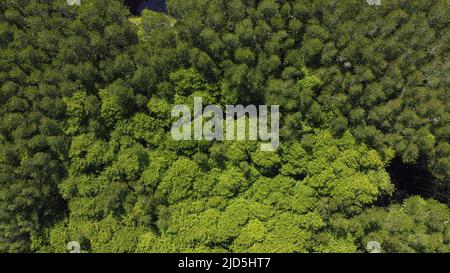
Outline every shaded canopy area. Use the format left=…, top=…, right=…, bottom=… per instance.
left=123, top=0, right=166, bottom=15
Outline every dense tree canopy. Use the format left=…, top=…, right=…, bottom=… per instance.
left=0, top=0, right=449, bottom=253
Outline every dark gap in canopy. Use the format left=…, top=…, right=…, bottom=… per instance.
left=123, top=0, right=167, bottom=16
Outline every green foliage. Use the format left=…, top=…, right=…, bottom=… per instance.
left=1, top=0, right=449, bottom=253
left=343, top=197, right=450, bottom=253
